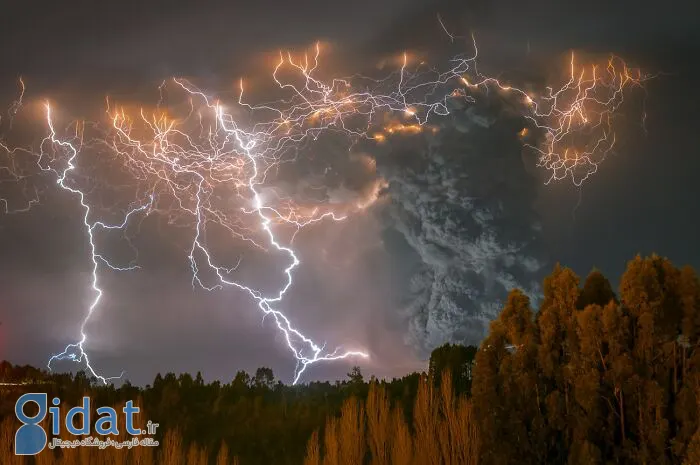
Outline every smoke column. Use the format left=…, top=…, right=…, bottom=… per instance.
left=374, top=96, right=545, bottom=354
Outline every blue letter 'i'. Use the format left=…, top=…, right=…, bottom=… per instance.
left=49, top=397, right=61, bottom=435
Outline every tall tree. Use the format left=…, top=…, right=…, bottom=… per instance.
left=428, top=343, right=477, bottom=395
left=253, top=367, right=275, bottom=389
left=536, top=264, right=581, bottom=462
left=473, top=289, right=540, bottom=464
left=578, top=269, right=616, bottom=309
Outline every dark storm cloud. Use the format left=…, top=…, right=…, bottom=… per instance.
left=0, top=1, right=443, bottom=385
left=365, top=0, right=699, bottom=60
left=0, top=0, right=429, bottom=98
left=1, top=0, right=699, bottom=385
left=350, top=0, right=700, bottom=352
left=0, top=0, right=434, bottom=384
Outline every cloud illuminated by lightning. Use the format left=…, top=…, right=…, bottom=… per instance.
left=0, top=37, right=650, bottom=384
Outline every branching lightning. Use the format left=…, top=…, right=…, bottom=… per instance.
left=0, top=35, right=651, bottom=384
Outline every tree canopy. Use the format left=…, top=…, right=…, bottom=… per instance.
left=2, top=254, right=699, bottom=465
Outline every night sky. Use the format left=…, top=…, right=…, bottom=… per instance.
left=0, top=0, right=698, bottom=385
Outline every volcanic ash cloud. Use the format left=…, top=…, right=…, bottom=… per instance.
left=375, top=97, right=547, bottom=355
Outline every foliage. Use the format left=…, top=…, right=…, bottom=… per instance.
left=0, top=363, right=422, bottom=465
left=473, top=255, right=700, bottom=464
left=2, top=254, right=700, bottom=465
left=304, top=372, right=479, bottom=465
left=428, top=343, right=477, bottom=395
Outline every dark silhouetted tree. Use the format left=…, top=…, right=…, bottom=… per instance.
left=428, top=343, right=477, bottom=395
left=253, top=367, right=275, bottom=389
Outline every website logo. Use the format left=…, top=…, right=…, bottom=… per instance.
left=14, top=393, right=158, bottom=456
left=14, top=393, right=47, bottom=455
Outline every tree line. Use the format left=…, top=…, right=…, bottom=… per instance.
left=2, top=254, right=700, bottom=464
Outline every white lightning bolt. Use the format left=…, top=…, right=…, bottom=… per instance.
left=42, top=104, right=154, bottom=384
left=0, top=34, right=650, bottom=385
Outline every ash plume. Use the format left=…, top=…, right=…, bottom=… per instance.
left=375, top=96, right=547, bottom=355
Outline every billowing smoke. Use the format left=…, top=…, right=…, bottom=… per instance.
left=374, top=96, right=547, bottom=355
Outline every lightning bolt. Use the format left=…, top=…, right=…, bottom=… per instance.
left=1, top=76, right=25, bottom=131
left=41, top=105, right=154, bottom=384
left=0, top=35, right=651, bottom=384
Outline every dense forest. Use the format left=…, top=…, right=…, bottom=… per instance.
left=2, top=254, right=700, bottom=464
